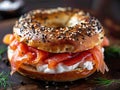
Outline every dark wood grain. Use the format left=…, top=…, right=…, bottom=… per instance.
left=0, top=17, right=120, bottom=90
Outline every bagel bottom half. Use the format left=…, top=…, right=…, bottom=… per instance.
left=17, top=64, right=96, bottom=82
left=8, top=45, right=97, bottom=82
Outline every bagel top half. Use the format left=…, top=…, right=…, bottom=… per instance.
left=13, top=7, right=104, bottom=53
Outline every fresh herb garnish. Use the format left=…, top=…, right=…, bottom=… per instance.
left=93, top=77, right=120, bottom=86
left=0, top=45, right=7, bottom=60
left=104, top=46, right=120, bottom=59
left=0, top=72, right=10, bottom=88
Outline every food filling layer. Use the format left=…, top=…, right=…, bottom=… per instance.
left=37, top=61, right=93, bottom=73
left=4, top=34, right=109, bottom=74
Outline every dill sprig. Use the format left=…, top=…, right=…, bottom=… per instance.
left=93, top=77, right=120, bottom=86
left=0, top=45, right=7, bottom=60
left=104, top=46, right=120, bottom=59
left=0, top=72, right=10, bottom=88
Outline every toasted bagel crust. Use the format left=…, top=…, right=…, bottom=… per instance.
left=17, top=64, right=96, bottom=81
left=13, top=7, right=104, bottom=53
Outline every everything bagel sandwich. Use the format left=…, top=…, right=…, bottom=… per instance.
left=3, top=7, right=109, bottom=81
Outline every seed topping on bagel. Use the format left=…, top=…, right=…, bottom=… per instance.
left=13, top=7, right=104, bottom=53
left=14, top=8, right=103, bottom=43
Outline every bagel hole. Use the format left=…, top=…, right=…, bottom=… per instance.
left=37, top=13, right=73, bottom=28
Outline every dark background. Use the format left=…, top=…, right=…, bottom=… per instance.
left=0, top=0, right=120, bottom=24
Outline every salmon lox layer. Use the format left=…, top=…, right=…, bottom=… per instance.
left=4, top=34, right=109, bottom=74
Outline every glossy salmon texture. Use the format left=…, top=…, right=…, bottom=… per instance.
left=3, top=34, right=109, bottom=74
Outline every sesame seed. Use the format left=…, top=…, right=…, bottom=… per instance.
left=15, top=7, right=103, bottom=46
